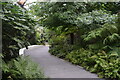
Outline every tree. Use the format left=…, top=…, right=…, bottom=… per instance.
left=1, top=2, right=36, bottom=61
left=30, top=2, right=119, bottom=45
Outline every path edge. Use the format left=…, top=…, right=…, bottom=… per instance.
left=19, top=45, right=50, bottom=55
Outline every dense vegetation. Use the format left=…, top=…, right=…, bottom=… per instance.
left=31, top=2, right=120, bottom=79
left=1, top=1, right=120, bottom=79
left=2, top=56, right=44, bottom=79
left=1, top=2, right=44, bottom=79
left=2, top=2, right=37, bottom=61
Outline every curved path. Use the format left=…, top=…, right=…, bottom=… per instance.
left=24, top=45, right=98, bottom=78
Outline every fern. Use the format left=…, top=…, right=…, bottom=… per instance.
left=103, top=33, right=120, bottom=45
left=103, top=23, right=118, bottom=35
left=109, top=47, right=120, bottom=57
left=88, top=42, right=104, bottom=50
left=2, top=56, right=45, bottom=79
left=83, top=23, right=118, bottom=43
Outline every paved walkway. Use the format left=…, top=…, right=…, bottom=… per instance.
left=24, top=45, right=99, bottom=78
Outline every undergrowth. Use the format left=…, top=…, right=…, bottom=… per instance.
left=2, top=56, right=45, bottom=80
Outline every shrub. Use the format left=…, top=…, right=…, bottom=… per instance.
left=65, top=49, right=120, bottom=78
left=2, top=2, right=36, bottom=61
left=103, top=33, right=120, bottom=46
left=66, top=49, right=96, bottom=66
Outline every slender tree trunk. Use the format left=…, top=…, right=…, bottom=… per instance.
left=118, top=12, right=120, bottom=34
left=70, top=33, right=74, bottom=45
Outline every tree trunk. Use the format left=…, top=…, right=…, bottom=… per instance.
left=118, top=12, right=120, bottom=34
left=70, top=33, right=74, bottom=45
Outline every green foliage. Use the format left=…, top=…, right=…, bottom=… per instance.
left=49, top=34, right=81, bottom=58
left=49, top=34, right=66, bottom=45
left=83, top=23, right=118, bottom=43
left=31, top=3, right=118, bottom=34
left=35, top=27, right=47, bottom=45
left=1, top=2, right=37, bottom=60
left=88, top=42, right=104, bottom=50
left=77, top=10, right=117, bottom=31
left=66, top=49, right=95, bottom=65
left=103, top=33, right=120, bottom=45
left=47, top=6, right=119, bottom=79
left=66, top=49, right=120, bottom=78
left=49, top=35, right=70, bottom=58
left=30, top=2, right=120, bottom=79
left=2, top=56, right=45, bottom=79
left=1, top=2, right=46, bottom=79
left=109, top=47, right=120, bottom=57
